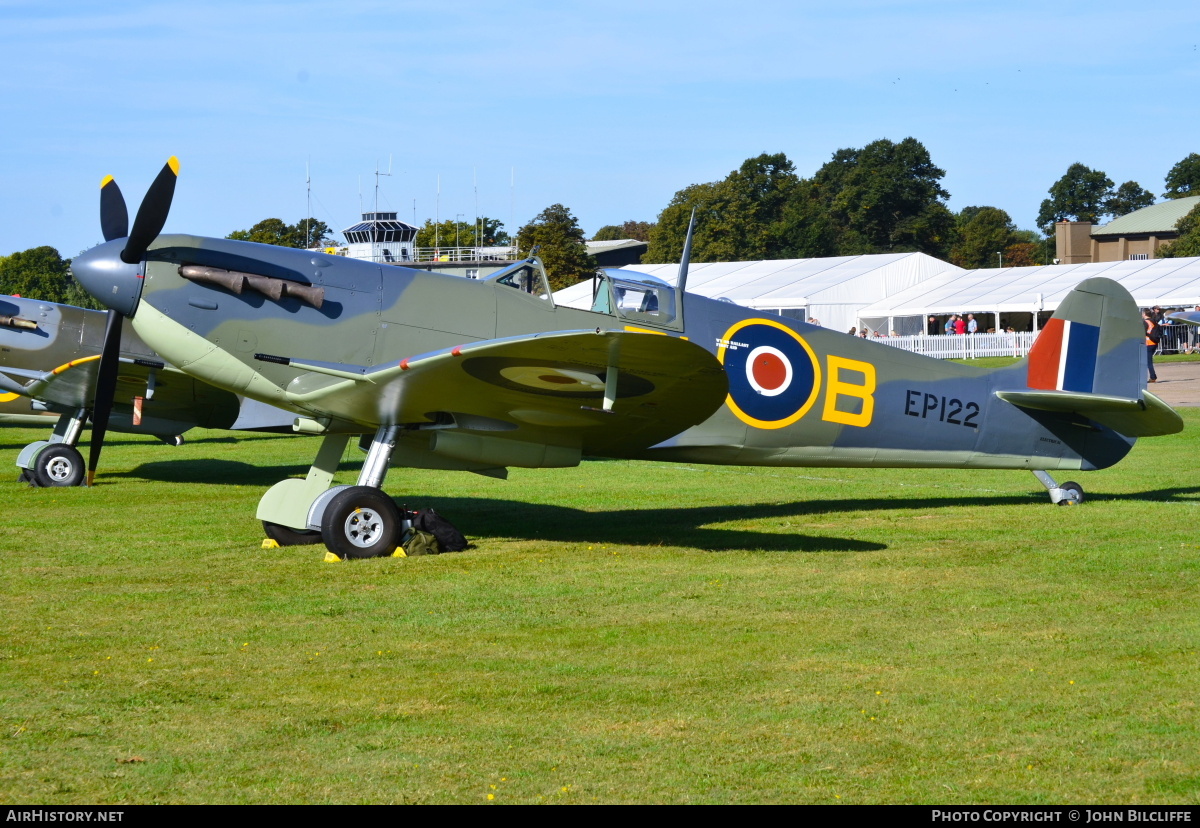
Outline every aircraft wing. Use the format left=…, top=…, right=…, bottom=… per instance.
left=0, top=391, right=57, bottom=425
left=275, top=329, right=729, bottom=456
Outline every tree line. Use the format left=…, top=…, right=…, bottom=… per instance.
left=616, top=144, right=1200, bottom=272
left=0, top=247, right=102, bottom=309
left=5, top=149, right=1199, bottom=304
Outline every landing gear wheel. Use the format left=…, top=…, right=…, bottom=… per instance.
left=320, top=486, right=401, bottom=559
left=30, top=444, right=85, bottom=488
left=262, top=521, right=322, bottom=546
left=1057, top=481, right=1084, bottom=506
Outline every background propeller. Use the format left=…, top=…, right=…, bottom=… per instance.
left=88, top=156, right=179, bottom=485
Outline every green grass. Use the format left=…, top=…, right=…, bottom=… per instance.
left=2, top=419, right=1199, bottom=804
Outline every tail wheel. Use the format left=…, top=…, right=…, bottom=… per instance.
left=31, top=444, right=86, bottom=488
left=320, top=486, right=402, bottom=559
left=1057, top=482, right=1084, bottom=506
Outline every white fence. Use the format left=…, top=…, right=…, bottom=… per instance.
left=879, top=332, right=1036, bottom=359
left=875, top=324, right=1198, bottom=360
left=331, top=245, right=519, bottom=265
left=409, top=246, right=518, bottom=264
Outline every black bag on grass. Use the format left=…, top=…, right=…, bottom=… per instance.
left=413, top=509, right=469, bottom=552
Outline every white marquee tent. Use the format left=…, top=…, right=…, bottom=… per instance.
left=858, top=257, right=1200, bottom=335
left=553, top=252, right=962, bottom=334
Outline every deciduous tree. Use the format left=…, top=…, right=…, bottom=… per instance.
left=1002, top=242, right=1040, bottom=268
left=516, top=204, right=596, bottom=291
left=1036, top=163, right=1114, bottom=229
left=644, top=181, right=725, bottom=263
left=0, top=246, right=100, bottom=308
left=1157, top=204, right=1200, bottom=258
left=646, top=153, right=805, bottom=263
left=1107, top=181, right=1156, bottom=217
left=593, top=220, right=655, bottom=242
left=808, top=137, right=952, bottom=258
left=227, top=218, right=334, bottom=248
left=1163, top=153, right=1200, bottom=199
left=415, top=216, right=507, bottom=250
left=950, top=207, right=1014, bottom=269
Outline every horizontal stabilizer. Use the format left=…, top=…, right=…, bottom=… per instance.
left=1168, top=310, right=1200, bottom=327
left=996, top=389, right=1182, bottom=437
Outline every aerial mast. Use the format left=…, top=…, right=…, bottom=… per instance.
left=373, top=156, right=392, bottom=246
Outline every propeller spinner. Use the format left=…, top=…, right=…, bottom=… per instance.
left=73, top=157, right=180, bottom=485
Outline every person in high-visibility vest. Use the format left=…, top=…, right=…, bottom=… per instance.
left=1143, top=308, right=1161, bottom=383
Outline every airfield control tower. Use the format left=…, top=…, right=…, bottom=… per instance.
left=341, top=212, right=418, bottom=264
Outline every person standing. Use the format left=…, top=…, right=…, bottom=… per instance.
left=967, top=313, right=978, bottom=334
left=954, top=315, right=966, bottom=335
left=1144, top=308, right=1160, bottom=383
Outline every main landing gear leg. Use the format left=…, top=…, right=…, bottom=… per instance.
left=317, top=425, right=403, bottom=559
left=16, top=407, right=89, bottom=487
left=1032, top=470, right=1084, bottom=506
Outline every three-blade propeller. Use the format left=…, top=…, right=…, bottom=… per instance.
left=88, top=157, right=178, bottom=485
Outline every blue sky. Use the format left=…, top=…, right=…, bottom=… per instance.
left=1, top=0, right=1197, bottom=258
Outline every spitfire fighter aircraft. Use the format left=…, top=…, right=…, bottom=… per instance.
left=1, top=292, right=294, bottom=486
left=71, top=159, right=1183, bottom=558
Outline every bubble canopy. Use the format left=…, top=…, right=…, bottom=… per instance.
left=591, top=268, right=678, bottom=327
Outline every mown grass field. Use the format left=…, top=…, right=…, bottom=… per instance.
left=1, top=413, right=1199, bottom=805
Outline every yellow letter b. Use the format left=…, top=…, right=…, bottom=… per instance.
left=821, top=356, right=876, bottom=427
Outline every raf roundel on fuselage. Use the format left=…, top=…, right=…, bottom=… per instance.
left=718, top=318, right=821, bottom=429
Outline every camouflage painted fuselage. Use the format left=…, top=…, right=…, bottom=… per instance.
left=123, top=235, right=1141, bottom=474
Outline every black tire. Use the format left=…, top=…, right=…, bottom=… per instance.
left=320, top=486, right=402, bottom=559
left=262, top=521, right=322, bottom=546
left=1057, top=481, right=1084, bottom=506
left=30, top=444, right=85, bottom=488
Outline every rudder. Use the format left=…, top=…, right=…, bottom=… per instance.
left=1025, top=277, right=1143, bottom=399
left=999, top=277, right=1182, bottom=438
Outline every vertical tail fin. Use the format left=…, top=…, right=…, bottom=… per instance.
left=997, top=277, right=1182, bottom=438
left=1025, top=277, right=1143, bottom=399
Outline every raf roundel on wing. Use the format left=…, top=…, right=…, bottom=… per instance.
left=719, top=319, right=821, bottom=429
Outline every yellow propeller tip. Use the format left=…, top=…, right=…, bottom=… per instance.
left=100, top=175, right=114, bottom=188
left=167, top=156, right=180, bottom=175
